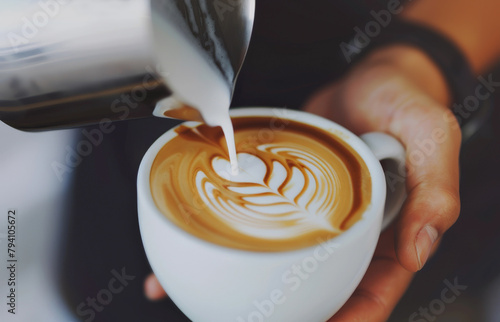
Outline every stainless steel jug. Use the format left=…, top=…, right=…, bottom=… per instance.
left=0, top=0, right=254, bottom=130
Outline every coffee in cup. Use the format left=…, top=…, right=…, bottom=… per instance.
left=150, top=113, right=371, bottom=252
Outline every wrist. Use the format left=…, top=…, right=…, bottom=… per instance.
left=360, top=45, right=451, bottom=106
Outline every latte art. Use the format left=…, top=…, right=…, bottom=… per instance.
left=150, top=116, right=371, bottom=251
left=203, top=149, right=345, bottom=238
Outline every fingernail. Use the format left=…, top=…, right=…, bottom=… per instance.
left=415, top=225, right=438, bottom=270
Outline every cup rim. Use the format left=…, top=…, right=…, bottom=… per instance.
left=137, top=107, right=386, bottom=256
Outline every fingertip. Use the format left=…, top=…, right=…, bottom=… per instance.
left=144, top=274, right=168, bottom=301
left=394, top=230, right=421, bottom=273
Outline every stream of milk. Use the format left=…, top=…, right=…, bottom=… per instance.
left=151, top=2, right=239, bottom=174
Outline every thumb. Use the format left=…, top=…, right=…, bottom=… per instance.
left=391, top=104, right=461, bottom=272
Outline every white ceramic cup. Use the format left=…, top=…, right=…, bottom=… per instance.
left=138, top=107, right=406, bottom=322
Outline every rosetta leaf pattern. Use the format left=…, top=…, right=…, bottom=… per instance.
left=197, top=147, right=343, bottom=240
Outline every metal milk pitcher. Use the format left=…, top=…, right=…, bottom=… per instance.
left=0, top=0, right=254, bottom=130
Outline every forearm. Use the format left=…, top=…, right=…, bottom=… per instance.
left=402, top=0, right=500, bottom=74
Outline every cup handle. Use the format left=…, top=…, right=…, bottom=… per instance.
left=360, top=132, right=407, bottom=230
